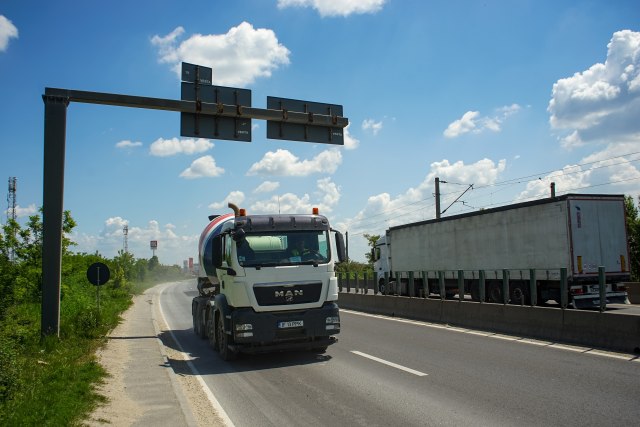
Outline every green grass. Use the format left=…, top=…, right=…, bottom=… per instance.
left=0, top=257, right=192, bottom=426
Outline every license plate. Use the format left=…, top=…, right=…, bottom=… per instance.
left=278, top=320, right=303, bottom=329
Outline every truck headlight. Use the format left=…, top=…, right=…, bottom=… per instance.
left=326, top=316, right=340, bottom=330
left=235, top=323, right=253, bottom=338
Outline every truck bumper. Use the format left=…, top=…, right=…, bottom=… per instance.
left=228, top=302, right=340, bottom=353
left=571, top=292, right=628, bottom=309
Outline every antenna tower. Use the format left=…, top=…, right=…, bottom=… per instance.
left=123, top=225, right=129, bottom=254
left=7, top=177, right=17, bottom=262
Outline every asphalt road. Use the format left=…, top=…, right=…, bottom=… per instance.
left=158, top=280, right=640, bottom=427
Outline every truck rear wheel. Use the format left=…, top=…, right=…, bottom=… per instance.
left=216, top=314, right=238, bottom=361
left=194, top=300, right=207, bottom=339
left=208, top=316, right=217, bottom=350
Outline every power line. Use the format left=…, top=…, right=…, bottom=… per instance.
left=348, top=174, right=640, bottom=237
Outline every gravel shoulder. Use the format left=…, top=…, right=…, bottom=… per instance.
left=85, top=283, right=227, bottom=426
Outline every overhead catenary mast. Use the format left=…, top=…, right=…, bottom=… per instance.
left=7, top=177, right=17, bottom=262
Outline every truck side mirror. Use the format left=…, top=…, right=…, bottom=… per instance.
left=232, top=227, right=246, bottom=242
left=212, top=235, right=223, bottom=268
left=335, top=231, right=346, bottom=263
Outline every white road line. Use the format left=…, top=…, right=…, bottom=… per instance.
left=156, top=284, right=236, bottom=427
left=351, top=350, right=428, bottom=377
left=341, top=309, right=638, bottom=362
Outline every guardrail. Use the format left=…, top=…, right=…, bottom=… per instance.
left=336, top=268, right=640, bottom=354
left=338, top=267, right=613, bottom=311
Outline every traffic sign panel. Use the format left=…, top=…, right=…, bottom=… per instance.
left=180, top=83, right=252, bottom=142
left=181, top=62, right=212, bottom=85
left=266, top=97, right=344, bottom=145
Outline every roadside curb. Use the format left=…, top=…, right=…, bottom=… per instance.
left=148, top=287, right=199, bottom=427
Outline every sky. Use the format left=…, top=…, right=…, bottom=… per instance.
left=1, top=0, right=640, bottom=266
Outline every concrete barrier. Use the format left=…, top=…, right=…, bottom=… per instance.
left=338, top=293, right=640, bottom=354
left=624, top=282, right=640, bottom=304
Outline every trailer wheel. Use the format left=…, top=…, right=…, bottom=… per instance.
left=509, top=282, right=530, bottom=305
left=488, top=282, right=503, bottom=303
left=378, top=278, right=386, bottom=294
left=216, top=313, right=238, bottom=361
left=470, top=283, right=481, bottom=302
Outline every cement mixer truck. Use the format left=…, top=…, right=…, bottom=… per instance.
left=192, top=204, right=346, bottom=360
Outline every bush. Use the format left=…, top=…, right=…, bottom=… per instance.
left=0, top=337, right=19, bottom=402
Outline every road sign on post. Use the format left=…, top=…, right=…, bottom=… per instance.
left=180, top=63, right=252, bottom=142
left=40, top=62, right=348, bottom=337
left=266, top=97, right=344, bottom=145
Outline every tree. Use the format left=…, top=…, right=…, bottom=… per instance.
left=624, top=195, right=640, bottom=281
left=363, top=233, right=380, bottom=265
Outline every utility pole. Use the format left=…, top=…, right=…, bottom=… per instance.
left=435, top=177, right=441, bottom=219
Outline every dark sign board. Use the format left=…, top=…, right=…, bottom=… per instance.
left=266, top=97, right=344, bottom=145
left=180, top=82, right=252, bottom=142
left=181, top=62, right=213, bottom=85
left=87, top=262, right=110, bottom=286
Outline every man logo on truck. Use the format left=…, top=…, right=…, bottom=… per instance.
left=275, top=289, right=303, bottom=302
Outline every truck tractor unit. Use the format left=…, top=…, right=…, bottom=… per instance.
left=373, top=194, right=630, bottom=309
left=193, top=204, right=346, bottom=360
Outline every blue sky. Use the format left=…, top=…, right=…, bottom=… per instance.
left=1, top=0, right=639, bottom=265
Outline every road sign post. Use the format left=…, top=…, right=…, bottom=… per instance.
left=40, top=62, right=348, bottom=337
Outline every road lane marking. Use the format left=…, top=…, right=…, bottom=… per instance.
left=341, top=309, right=639, bottom=362
left=351, top=351, right=428, bottom=377
left=156, top=283, right=236, bottom=427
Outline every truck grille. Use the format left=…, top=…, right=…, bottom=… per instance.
left=253, top=282, right=323, bottom=306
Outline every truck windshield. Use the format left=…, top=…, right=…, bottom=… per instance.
left=237, top=230, right=330, bottom=267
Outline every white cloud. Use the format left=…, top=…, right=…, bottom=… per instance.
left=277, top=0, right=386, bottom=17
left=0, top=15, right=18, bottom=52
left=548, top=30, right=640, bottom=146
left=253, top=181, right=280, bottom=193
left=560, top=130, right=585, bottom=150
left=208, top=191, right=246, bottom=210
left=516, top=144, right=640, bottom=201
left=7, top=204, right=38, bottom=218
left=247, top=148, right=342, bottom=176
left=317, top=177, right=340, bottom=207
left=444, top=111, right=480, bottom=138
left=444, top=104, right=521, bottom=138
left=115, top=140, right=143, bottom=149
left=342, top=157, right=507, bottom=235
left=149, top=137, right=213, bottom=157
left=362, top=119, right=383, bottom=135
left=250, top=178, right=341, bottom=214
left=73, top=216, right=198, bottom=265
left=343, top=124, right=359, bottom=150
left=151, top=22, right=290, bottom=86
left=180, top=155, right=225, bottom=179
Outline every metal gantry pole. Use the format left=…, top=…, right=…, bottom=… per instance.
left=41, top=94, right=69, bottom=338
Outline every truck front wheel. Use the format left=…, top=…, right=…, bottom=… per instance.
left=216, top=314, right=238, bottom=361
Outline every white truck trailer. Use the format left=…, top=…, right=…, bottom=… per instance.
left=193, top=204, right=346, bottom=360
left=373, top=194, right=630, bottom=309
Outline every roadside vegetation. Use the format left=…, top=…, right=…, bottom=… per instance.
left=0, top=209, right=187, bottom=426
left=625, top=195, right=640, bottom=281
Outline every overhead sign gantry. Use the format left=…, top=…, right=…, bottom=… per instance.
left=41, top=63, right=348, bottom=337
